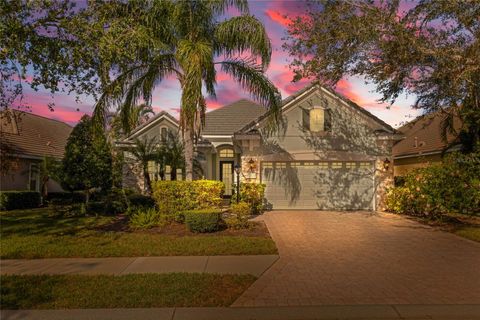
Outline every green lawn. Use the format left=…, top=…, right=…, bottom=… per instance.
left=0, top=208, right=277, bottom=258
left=455, top=227, right=480, bottom=242
left=1, top=273, right=256, bottom=309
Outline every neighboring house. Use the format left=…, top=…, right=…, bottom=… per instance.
left=393, top=111, right=461, bottom=177
left=117, top=111, right=181, bottom=190
left=0, top=110, right=72, bottom=192
left=120, top=83, right=403, bottom=211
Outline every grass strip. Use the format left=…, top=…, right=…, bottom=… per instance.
left=1, top=273, right=256, bottom=309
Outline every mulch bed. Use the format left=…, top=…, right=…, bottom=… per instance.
left=96, top=215, right=272, bottom=238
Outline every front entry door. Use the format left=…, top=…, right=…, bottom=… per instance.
left=220, top=161, right=234, bottom=196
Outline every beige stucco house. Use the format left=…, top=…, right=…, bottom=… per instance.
left=120, top=83, right=403, bottom=211
left=0, top=110, right=72, bottom=192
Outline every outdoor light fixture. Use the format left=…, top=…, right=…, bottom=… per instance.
left=248, top=158, right=256, bottom=172
left=383, top=158, right=391, bottom=171
left=234, top=164, right=241, bottom=203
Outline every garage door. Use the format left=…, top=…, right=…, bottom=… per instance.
left=261, top=161, right=375, bottom=210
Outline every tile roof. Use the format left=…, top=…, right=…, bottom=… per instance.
left=1, top=110, right=72, bottom=159
left=393, top=110, right=461, bottom=158
left=202, top=99, right=266, bottom=135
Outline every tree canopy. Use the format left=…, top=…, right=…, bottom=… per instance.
left=284, top=0, right=480, bottom=151
left=62, top=115, right=112, bottom=198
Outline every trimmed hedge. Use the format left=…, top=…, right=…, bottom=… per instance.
left=152, top=180, right=224, bottom=214
left=239, top=183, right=266, bottom=214
left=184, top=209, right=222, bottom=233
left=0, top=191, right=41, bottom=210
left=386, top=152, right=480, bottom=217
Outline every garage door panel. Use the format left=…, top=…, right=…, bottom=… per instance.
left=261, top=162, right=374, bottom=210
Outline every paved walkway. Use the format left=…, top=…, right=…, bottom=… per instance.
left=2, top=305, right=480, bottom=320
left=234, top=211, right=480, bottom=307
left=0, top=255, right=278, bottom=277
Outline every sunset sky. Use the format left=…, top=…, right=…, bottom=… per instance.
left=19, top=0, right=420, bottom=128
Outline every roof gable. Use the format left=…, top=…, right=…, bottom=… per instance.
left=126, top=111, right=179, bottom=141
left=239, top=82, right=396, bottom=134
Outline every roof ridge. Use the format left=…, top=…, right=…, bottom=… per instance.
left=11, top=109, right=73, bottom=128
left=206, top=99, right=262, bottom=115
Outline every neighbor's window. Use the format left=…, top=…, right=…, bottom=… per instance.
left=160, top=127, right=168, bottom=142
left=219, top=148, right=234, bottom=158
left=29, top=163, right=40, bottom=191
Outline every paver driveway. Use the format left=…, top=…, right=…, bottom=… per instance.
left=233, top=211, right=480, bottom=307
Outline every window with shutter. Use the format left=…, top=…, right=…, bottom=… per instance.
left=310, top=108, right=325, bottom=132
left=302, top=108, right=310, bottom=131
left=160, top=127, right=168, bottom=142
left=324, top=109, right=332, bottom=131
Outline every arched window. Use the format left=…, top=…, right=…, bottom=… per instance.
left=219, top=148, right=234, bottom=158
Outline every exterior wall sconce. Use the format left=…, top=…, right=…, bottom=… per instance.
left=383, top=158, right=391, bottom=171
left=248, top=158, right=256, bottom=172
left=234, top=164, right=241, bottom=203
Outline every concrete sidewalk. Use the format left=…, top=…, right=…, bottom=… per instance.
left=0, top=255, right=278, bottom=277
left=2, top=305, right=480, bottom=320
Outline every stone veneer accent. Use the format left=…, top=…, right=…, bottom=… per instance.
left=122, top=156, right=144, bottom=193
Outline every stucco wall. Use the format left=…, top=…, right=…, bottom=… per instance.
left=394, top=154, right=443, bottom=176
left=239, top=88, right=394, bottom=210
left=1, top=158, right=64, bottom=192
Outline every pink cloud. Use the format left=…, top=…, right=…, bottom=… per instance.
left=265, top=10, right=291, bottom=27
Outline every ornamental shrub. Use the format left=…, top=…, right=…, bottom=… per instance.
left=226, top=202, right=251, bottom=229
left=152, top=180, right=224, bottom=215
left=239, top=183, right=266, bottom=214
left=129, top=207, right=167, bottom=229
left=127, top=194, right=155, bottom=208
left=0, top=191, right=41, bottom=210
left=386, top=152, right=480, bottom=217
left=184, top=209, right=222, bottom=233
left=191, top=180, right=225, bottom=209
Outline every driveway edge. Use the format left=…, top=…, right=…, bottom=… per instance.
left=2, top=305, right=480, bottom=320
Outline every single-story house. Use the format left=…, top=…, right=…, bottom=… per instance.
left=0, top=110, right=72, bottom=192
left=393, top=110, right=461, bottom=177
left=120, top=83, right=403, bottom=211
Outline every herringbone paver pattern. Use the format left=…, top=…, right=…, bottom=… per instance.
left=233, top=211, right=480, bottom=306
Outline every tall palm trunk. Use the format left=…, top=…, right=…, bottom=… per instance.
left=184, top=127, right=194, bottom=181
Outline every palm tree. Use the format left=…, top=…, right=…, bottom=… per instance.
left=162, top=131, right=185, bottom=181
left=93, top=0, right=281, bottom=181
left=110, top=103, right=155, bottom=138
left=130, top=137, right=158, bottom=194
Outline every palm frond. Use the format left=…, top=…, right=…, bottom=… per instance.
left=214, top=15, right=272, bottom=68
left=93, top=54, right=177, bottom=131
left=208, top=0, right=249, bottom=15
left=219, top=58, right=282, bottom=121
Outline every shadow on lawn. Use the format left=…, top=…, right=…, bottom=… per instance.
left=0, top=208, right=111, bottom=237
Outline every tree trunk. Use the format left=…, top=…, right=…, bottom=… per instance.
left=171, top=165, right=177, bottom=181
left=143, top=165, right=152, bottom=194
left=184, top=127, right=194, bottom=181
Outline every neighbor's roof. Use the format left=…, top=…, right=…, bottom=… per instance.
left=202, top=99, right=266, bottom=136
left=0, top=109, right=72, bottom=159
left=393, top=110, right=462, bottom=158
